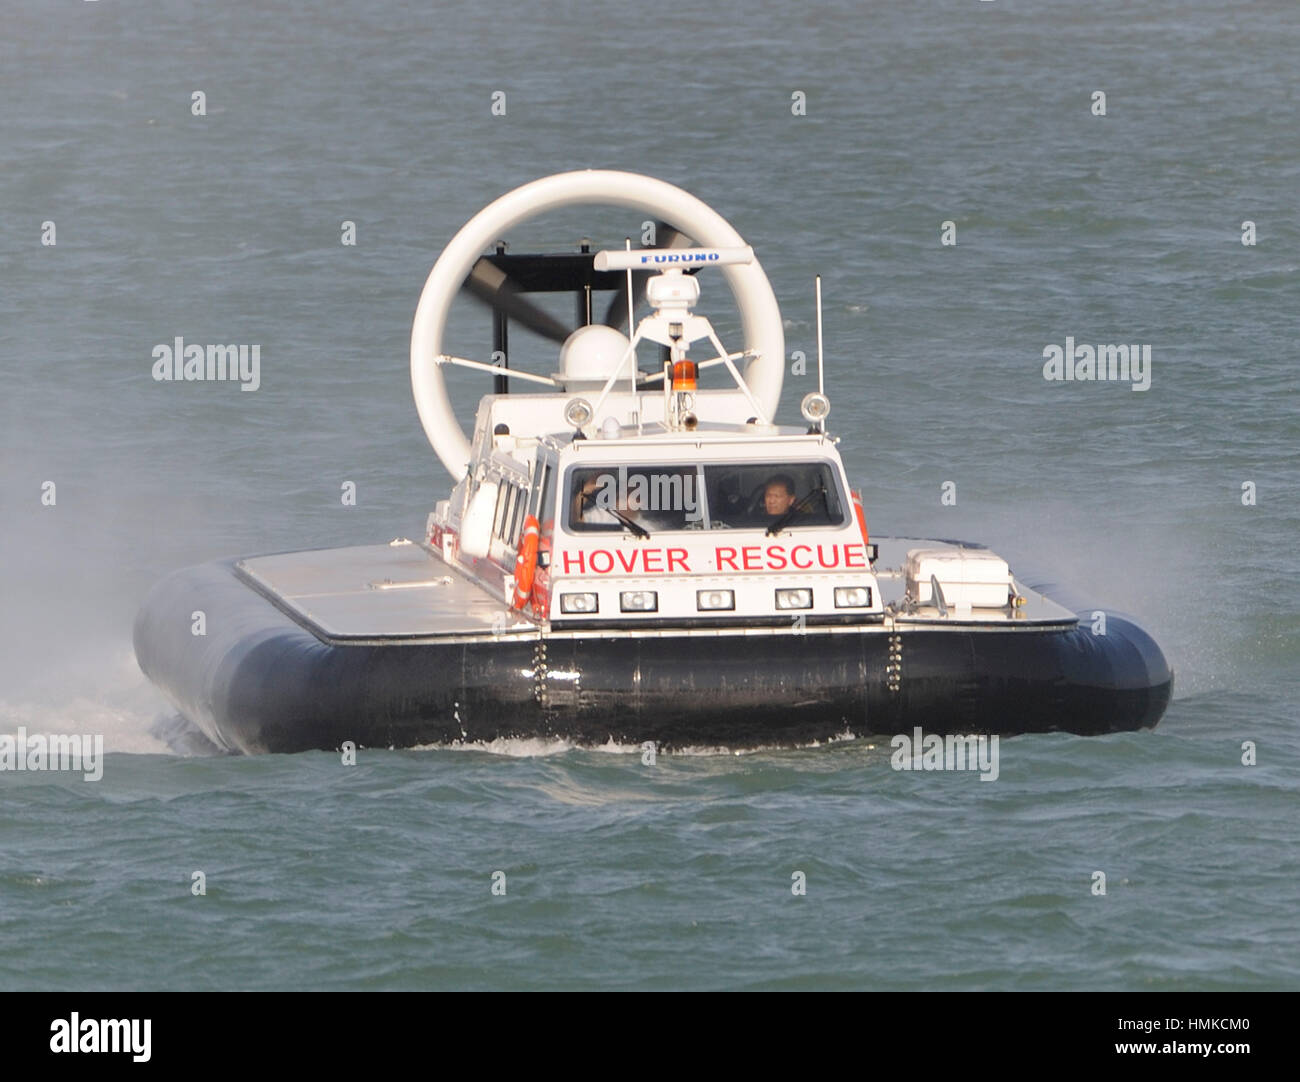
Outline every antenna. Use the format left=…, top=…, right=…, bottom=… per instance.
left=815, top=274, right=825, bottom=399
left=624, top=237, right=635, bottom=338
left=799, top=276, right=831, bottom=435
left=593, top=245, right=754, bottom=271
left=625, top=238, right=637, bottom=414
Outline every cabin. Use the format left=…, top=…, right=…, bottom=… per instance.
left=429, top=392, right=881, bottom=627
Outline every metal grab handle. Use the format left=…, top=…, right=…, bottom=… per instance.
left=930, top=574, right=949, bottom=618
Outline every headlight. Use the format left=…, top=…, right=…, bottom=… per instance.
left=775, top=588, right=813, bottom=610
left=834, top=586, right=872, bottom=608
left=559, top=592, right=598, bottom=614
left=696, top=589, right=735, bottom=611
left=620, top=591, right=658, bottom=613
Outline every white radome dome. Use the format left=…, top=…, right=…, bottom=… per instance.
left=557, top=325, right=634, bottom=389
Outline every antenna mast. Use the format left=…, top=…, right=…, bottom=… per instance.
left=815, top=274, right=825, bottom=400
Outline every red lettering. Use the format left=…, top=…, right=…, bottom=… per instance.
left=589, top=550, right=614, bottom=574
left=741, top=546, right=761, bottom=571
left=790, top=545, right=814, bottom=570
left=616, top=549, right=638, bottom=573
left=765, top=545, right=788, bottom=571
left=667, top=548, right=690, bottom=572
left=561, top=550, right=586, bottom=575
left=817, top=544, right=841, bottom=569
left=844, top=543, right=867, bottom=569
left=716, top=547, right=738, bottom=570
left=643, top=549, right=663, bottom=572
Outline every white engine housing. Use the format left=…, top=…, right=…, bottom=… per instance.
left=905, top=548, right=1012, bottom=610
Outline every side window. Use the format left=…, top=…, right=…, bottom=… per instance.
left=492, top=481, right=510, bottom=541
left=504, top=485, right=519, bottom=541
left=532, top=457, right=557, bottom=529
left=509, top=486, right=525, bottom=546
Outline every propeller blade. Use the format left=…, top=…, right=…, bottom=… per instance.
left=463, top=257, right=573, bottom=344
left=601, top=269, right=652, bottom=330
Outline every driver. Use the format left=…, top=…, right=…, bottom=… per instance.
left=761, top=475, right=799, bottom=518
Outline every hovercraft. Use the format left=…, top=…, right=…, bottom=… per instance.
left=134, top=170, right=1172, bottom=754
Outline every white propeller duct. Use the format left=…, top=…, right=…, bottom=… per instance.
left=410, top=170, right=785, bottom=480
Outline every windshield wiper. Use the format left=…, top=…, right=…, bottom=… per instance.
left=580, top=491, right=649, bottom=539
left=610, top=507, right=650, bottom=539
left=765, top=483, right=826, bottom=537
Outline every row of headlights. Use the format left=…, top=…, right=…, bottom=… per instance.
left=559, top=586, right=874, bottom=615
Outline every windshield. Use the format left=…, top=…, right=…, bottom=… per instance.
left=563, top=462, right=847, bottom=533
left=566, top=465, right=701, bottom=534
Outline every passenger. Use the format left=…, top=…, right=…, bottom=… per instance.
left=573, top=474, right=618, bottom=526
left=572, top=473, right=642, bottom=528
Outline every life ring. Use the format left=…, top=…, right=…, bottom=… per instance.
left=512, top=515, right=540, bottom=610
left=531, top=520, right=554, bottom=615
left=851, top=490, right=870, bottom=549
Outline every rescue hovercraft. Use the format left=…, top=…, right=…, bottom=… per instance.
left=134, top=170, right=1172, bottom=754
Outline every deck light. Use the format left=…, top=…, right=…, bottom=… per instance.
left=564, top=397, right=593, bottom=428
left=800, top=392, right=830, bottom=424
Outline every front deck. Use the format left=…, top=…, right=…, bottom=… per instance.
left=236, top=540, right=534, bottom=644
left=234, top=536, right=1077, bottom=645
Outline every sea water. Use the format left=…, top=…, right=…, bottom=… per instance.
left=1, top=0, right=1297, bottom=989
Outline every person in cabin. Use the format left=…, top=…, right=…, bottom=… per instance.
left=715, top=472, right=804, bottom=526
left=573, top=474, right=618, bottom=526
left=761, top=475, right=799, bottom=518
left=572, top=472, right=648, bottom=529
left=758, top=472, right=838, bottom=526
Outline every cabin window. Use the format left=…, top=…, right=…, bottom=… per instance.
left=509, top=484, right=526, bottom=544
left=566, top=465, right=704, bottom=533
left=493, top=482, right=511, bottom=542
left=564, top=462, right=848, bottom=532
left=489, top=480, right=531, bottom=545
left=534, top=458, right=557, bottom=529
left=701, top=462, right=847, bottom=529
left=493, top=478, right=520, bottom=541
